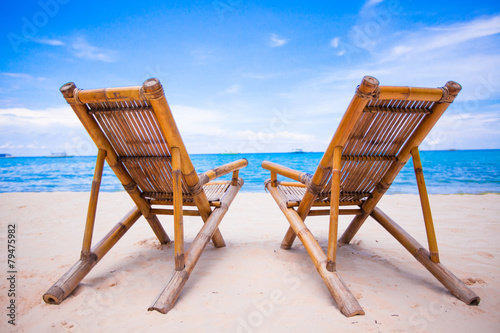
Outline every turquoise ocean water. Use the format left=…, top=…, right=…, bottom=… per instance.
left=0, top=150, right=499, bottom=194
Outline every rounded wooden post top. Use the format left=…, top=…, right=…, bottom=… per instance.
left=60, top=82, right=77, bottom=99
left=142, top=78, right=164, bottom=99
left=143, top=78, right=162, bottom=92
left=357, top=76, right=380, bottom=97
left=439, top=80, right=462, bottom=103
left=444, top=81, right=462, bottom=96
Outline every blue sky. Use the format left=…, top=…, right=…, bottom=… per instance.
left=1, top=0, right=499, bottom=156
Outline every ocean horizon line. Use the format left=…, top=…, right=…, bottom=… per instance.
left=1, top=150, right=499, bottom=194
left=2, top=148, right=500, bottom=158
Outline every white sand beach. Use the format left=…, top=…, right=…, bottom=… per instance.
left=0, top=192, right=499, bottom=332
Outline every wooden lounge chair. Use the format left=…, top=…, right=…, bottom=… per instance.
left=43, top=78, right=248, bottom=314
left=262, top=76, right=480, bottom=317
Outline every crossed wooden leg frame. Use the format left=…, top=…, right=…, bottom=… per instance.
left=43, top=150, right=246, bottom=315
left=264, top=147, right=480, bottom=317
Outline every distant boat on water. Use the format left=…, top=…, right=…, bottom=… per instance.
left=0, top=153, right=13, bottom=158
left=47, top=152, right=73, bottom=158
left=291, top=149, right=305, bottom=154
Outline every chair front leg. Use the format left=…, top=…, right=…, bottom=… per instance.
left=81, top=149, right=106, bottom=259
left=411, top=147, right=439, bottom=263
left=327, top=146, right=342, bottom=271
left=172, top=147, right=185, bottom=271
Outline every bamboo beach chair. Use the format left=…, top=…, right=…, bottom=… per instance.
left=43, top=78, right=248, bottom=314
left=262, top=76, right=480, bottom=317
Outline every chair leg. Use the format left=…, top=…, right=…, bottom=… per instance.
left=326, top=146, right=342, bottom=271
left=81, top=149, right=106, bottom=259
left=370, top=207, right=480, bottom=305
left=149, top=179, right=243, bottom=314
left=192, top=194, right=226, bottom=248
left=267, top=185, right=364, bottom=317
left=339, top=211, right=370, bottom=244
left=411, top=147, right=439, bottom=263
left=143, top=214, right=171, bottom=244
left=43, top=208, right=142, bottom=304
left=280, top=226, right=297, bottom=249
left=172, top=147, right=185, bottom=271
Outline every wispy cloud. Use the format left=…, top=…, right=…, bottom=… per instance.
left=363, top=0, right=383, bottom=8
left=235, top=130, right=314, bottom=142
left=269, top=33, right=289, bottom=47
left=330, top=37, right=347, bottom=56
left=285, top=13, right=500, bottom=151
left=33, top=38, right=65, bottom=46
left=241, top=72, right=276, bottom=79
left=71, top=37, right=116, bottom=62
left=1, top=73, right=46, bottom=81
left=0, top=107, right=80, bottom=127
left=386, top=15, right=500, bottom=60
left=171, top=105, right=226, bottom=137
left=222, top=84, right=241, bottom=94
left=330, top=37, right=340, bottom=48
left=2, top=73, right=34, bottom=80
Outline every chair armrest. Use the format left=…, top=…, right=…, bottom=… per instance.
left=199, top=158, right=248, bottom=185
left=261, top=161, right=311, bottom=184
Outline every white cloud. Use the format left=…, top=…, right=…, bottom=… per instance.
left=223, top=84, right=241, bottom=94
left=325, top=13, right=500, bottom=103
left=421, top=111, right=500, bottom=149
left=330, top=37, right=340, bottom=48
left=385, top=15, right=500, bottom=61
left=241, top=72, right=276, bottom=79
left=269, top=34, right=289, bottom=47
left=234, top=129, right=314, bottom=142
left=0, top=141, right=46, bottom=150
left=71, top=37, right=116, bottom=62
left=34, top=38, right=65, bottom=46
left=330, top=37, right=347, bottom=55
left=2, top=73, right=34, bottom=80
left=0, top=107, right=79, bottom=127
left=364, top=0, right=383, bottom=7
left=171, top=105, right=226, bottom=137
left=0, top=106, right=93, bottom=156
left=191, top=48, right=214, bottom=65
left=2, top=72, right=46, bottom=81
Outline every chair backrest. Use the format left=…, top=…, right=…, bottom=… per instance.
left=60, top=78, right=202, bottom=201
left=311, top=76, right=461, bottom=205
